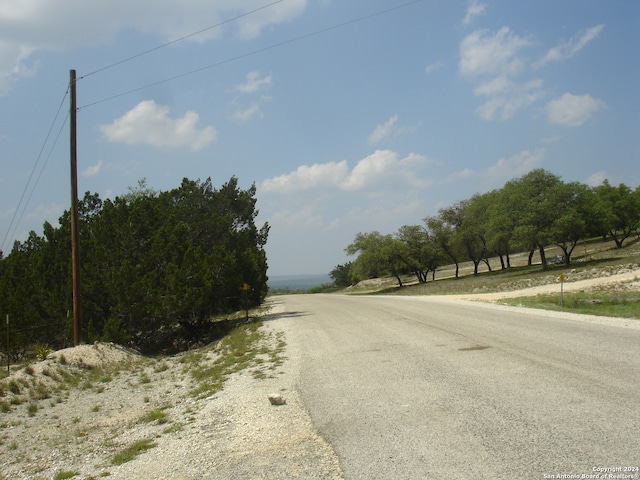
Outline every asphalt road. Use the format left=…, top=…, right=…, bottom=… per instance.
left=272, top=294, right=640, bottom=480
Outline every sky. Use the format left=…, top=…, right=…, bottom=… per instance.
left=1, top=0, right=638, bottom=276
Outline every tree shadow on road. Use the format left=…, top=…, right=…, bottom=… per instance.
left=261, top=310, right=309, bottom=322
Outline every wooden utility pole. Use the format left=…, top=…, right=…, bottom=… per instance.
left=69, top=69, right=82, bottom=346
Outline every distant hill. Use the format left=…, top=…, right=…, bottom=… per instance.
left=268, top=274, right=332, bottom=291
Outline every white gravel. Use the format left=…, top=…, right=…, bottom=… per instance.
left=0, top=306, right=344, bottom=480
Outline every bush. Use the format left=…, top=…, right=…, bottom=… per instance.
left=33, top=344, right=53, bottom=360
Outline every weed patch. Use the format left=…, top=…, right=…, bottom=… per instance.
left=186, top=319, right=282, bottom=399
left=111, top=438, right=157, bottom=465
left=27, top=403, right=38, bottom=417
left=163, top=422, right=183, bottom=434
left=53, top=471, right=78, bottom=480
left=142, top=408, right=169, bottom=425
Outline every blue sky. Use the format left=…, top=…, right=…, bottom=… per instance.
left=1, top=0, right=638, bottom=276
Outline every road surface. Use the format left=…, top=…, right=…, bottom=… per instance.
left=271, top=294, right=640, bottom=480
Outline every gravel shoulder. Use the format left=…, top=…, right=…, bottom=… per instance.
left=0, top=306, right=343, bottom=480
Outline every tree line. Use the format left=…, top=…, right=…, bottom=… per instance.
left=331, top=169, right=640, bottom=288
left=0, top=177, right=270, bottom=355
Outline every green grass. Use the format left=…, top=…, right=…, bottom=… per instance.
left=163, top=422, right=184, bottom=434
left=154, top=362, right=169, bottom=373
left=7, top=380, right=21, bottom=394
left=110, top=438, right=157, bottom=465
left=184, top=319, right=275, bottom=399
left=28, top=380, right=51, bottom=400
left=33, top=344, right=53, bottom=361
left=501, top=292, right=640, bottom=318
left=142, top=408, right=169, bottom=424
left=53, top=471, right=78, bottom=480
left=27, top=402, right=38, bottom=416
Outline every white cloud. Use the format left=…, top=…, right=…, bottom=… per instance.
left=25, top=202, right=64, bottom=223
left=0, top=206, right=15, bottom=219
left=343, top=198, right=424, bottom=229
left=269, top=203, right=325, bottom=229
left=459, top=26, right=544, bottom=121
left=472, top=75, right=512, bottom=97
left=368, top=115, right=398, bottom=145
left=463, top=0, right=486, bottom=26
left=100, top=100, right=217, bottom=151
left=474, top=77, right=544, bottom=120
left=485, top=148, right=545, bottom=182
left=459, top=27, right=531, bottom=78
left=541, top=134, right=562, bottom=145
left=235, top=0, right=306, bottom=40
left=535, top=24, right=605, bottom=68
left=260, top=150, right=430, bottom=194
left=230, top=71, right=273, bottom=123
left=0, top=0, right=306, bottom=94
left=342, top=150, right=400, bottom=191
left=443, top=168, right=473, bottom=183
left=367, top=115, right=417, bottom=145
left=585, top=171, right=608, bottom=187
left=234, top=70, right=272, bottom=94
left=82, top=160, right=103, bottom=177
left=425, top=60, right=444, bottom=74
left=545, top=93, right=606, bottom=127
left=260, top=160, right=349, bottom=193
left=231, top=103, right=264, bottom=123
left=459, top=21, right=605, bottom=125
left=341, top=150, right=429, bottom=192
left=0, top=41, right=38, bottom=95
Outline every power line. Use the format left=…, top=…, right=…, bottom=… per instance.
left=0, top=1, right=287, bottom=254
left=1, top=0, right=426, bottom=252
left=1, top=88, right=70, bottom=254
left=79, top=0, right=426, bottom=110
left=4, top=113, right=70, bottom=253
left=0, top=0, right=284, bottom=255
left=8, top=113, right=70, bottom=249
left=79, top=0, right=284, bottom=80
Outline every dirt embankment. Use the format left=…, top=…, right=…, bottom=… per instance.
left=0, top=317, right=344, bottom=480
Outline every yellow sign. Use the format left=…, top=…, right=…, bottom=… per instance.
left=559, top=274, right=565, bottom=282
left=242, top=283, right=249, bottom=291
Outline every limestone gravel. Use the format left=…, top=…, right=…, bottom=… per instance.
left=0, top=310, right=344, bottom=480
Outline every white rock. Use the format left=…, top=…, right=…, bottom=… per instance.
left=267, top=393, right=286, bottom=405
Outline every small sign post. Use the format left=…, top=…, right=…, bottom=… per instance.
left=559, top=274, right=565, bottom=307
left=242, top=283, right=249, bottom=322
left=5, top=314, right=9, bottom=375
